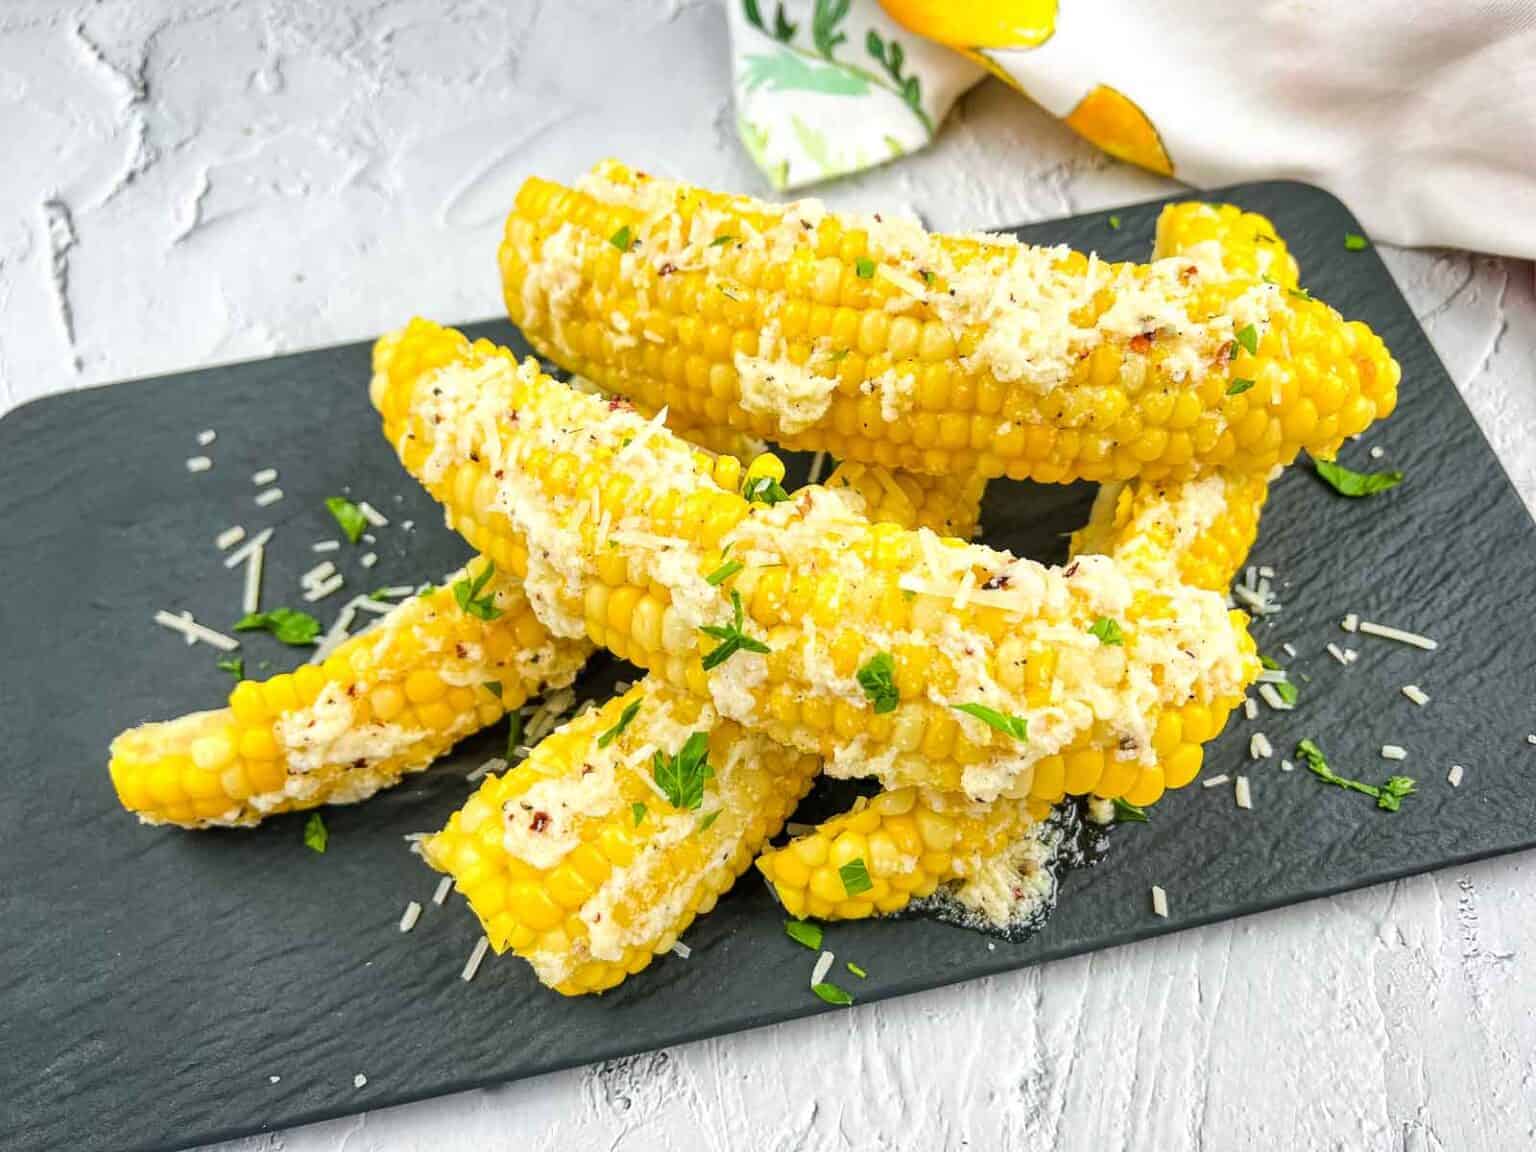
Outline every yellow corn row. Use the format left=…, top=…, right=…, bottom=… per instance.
left=756, top=787, right=1044, bottom=921
left=1155, top=201, right=1300, bottom=290
left=500, top=160, right=1397, bottom=484
left=108, top=559, right=590, bottom=828
left=374, top=319, right=1258, bottom=803
left=424, top=679, right=820, bottom=995
left=823, top=459, right=986, bottom=539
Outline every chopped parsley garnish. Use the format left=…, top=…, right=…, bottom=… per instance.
left=216, top=656, right=244, bottom=680
left=696, top=809, right=721, bottom=834
left=303, top=813, right=328, bottom=853
left=1234, top=323, right=1259, bottom=357
left=784, top=919, right=823, bottom=950
left=505, top=710, right=523, bottom=758
left=1088, top=617, right=1124, bottom=646
left=598, top=698, right=642, bottom=749
left=1108, top=215, right=1122, bottom=230
left=743, top=474, right=791, bottom=505
left=846, top=961, right=867, bottom=979
left=706, top=559, right=744, bottom=586
left=609, top=225, right=633, bottom=251
left=1288, top=286, right=1313, bottom=301
left=953, top=702, right=1029, bottom=742
left=235, top=607, right=321, bottom=646
left=452, top=562, right=501, bottom=620
left=653, top=731, right=713, bottom=811
left=838, top=857, right=872, bottom=896
left=1344, top=232, right=1369, bottom=251
left=1296, top=738, right=1416, bottom=811
left=1313, top=457, right=1404, bottom=498
left=631, top=802, right=647, bottom=827
left=856, top=652, right=899, bottom=714
left=854, top=257, right=875, bottom=279
left=482, top=680, right=503, bottom=699
left=1227, top=378, right=1256, bottom=396
left=1260, top=654, right=1281, bottom=670
left=813, top=982, right=854, bottom=1006
left=920, top=269, right=935, bottom=285
left=325, top=497, right=367, bottom=544
left=1275, top=680, right=1299, bottom=706
left=1112, top=797, right=1149, bottom=823
left=709, top=234, right=737, bottom=248
left=700, top=590, right=770, bottom=670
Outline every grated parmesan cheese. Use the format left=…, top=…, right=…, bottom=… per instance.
left=1234, top=775, right=1253, bottom=809
left=1151, top=886, right=1169, bottom=918
left=251, top=468, right=278, bottom=486
left=1249, top=732, right=1273, bottom=759
left=1358, top=620, right=1438, bottom=651
left=433, top=876, right=454, bottom=906
left=153, top=610, right=240, bottom=651
left=1202, top=773, right=1231, bottom=788
left=196, top=429, right=216, bottom=446
left=811, top=950, right=835, bottom=987
left=1447, top=764, right=1465, bottom=787
left=185, top=456, right=212, bottom=473
left=1402, top=684, right=1430, bottom=706
left=216, top=525, right=246, bottom=551
left=1381, top=744, right=1407, bottom=761
left=399, top=901, right=422, bottom=933
left=255, top=487, right=284, bottom=508
left=357, top=500, right=388, bottom=527
left=461, top=937, right=490, bottom=982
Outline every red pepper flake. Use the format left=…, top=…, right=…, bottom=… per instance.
left=530, top=811, right=550, bottom=834
left=981, top=572, right=1011, bottom=591
left=658, top=262, right=676, bottom=277
left=1064, top=561, right=1080, bottom=577
left=1129, top=333, right=1154, bottom=354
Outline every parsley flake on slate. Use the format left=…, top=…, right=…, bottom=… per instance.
left=303, top=813, right=328, bottom=853
left=785, top=919, right=823, bottom=950
left=856, top=651, right=899, bottom=713
left=235, top=607, right=321, bottom=646
left=813, top=982, right=854, bottom=1006
left=325, top=497, right=367, bottom=544
left=1112, top=797, right=1150, bottom=823
left=216, top=656, right=245, bottom=680
left=1313, top=458, right=1404, bottom=498
left=953, top=702, right=1028, bottom=742
left=1296, top=738, right=1416, bottom=812
left=1344, top=233, right=1369, bottom=251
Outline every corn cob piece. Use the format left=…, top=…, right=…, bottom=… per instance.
left=823, top=459, right=986, bottom=539
left=756, top=787, right=1045, bottom=921
left=1070, top=471, right=1270, bottom=594
left=423, top=679, right=820, bottom=994
left=1155, top=201, right=1300, bottom=290
left=108, top=559, right=589, bottom=828
left=500, top=160, right=1398, bottom=484
left=374, top=320, right=1258, bottom=802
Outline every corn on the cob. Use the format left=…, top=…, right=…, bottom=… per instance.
left=423, top=679, right=819, bottom=994
left=1071, top=471, right=1270, bottom=594
left=108, top=559, right=589, bottom=828
left=756, top=786, right=1046, bottom=921
left=757, top=465, right=1265, bottom=922
left=1154, top=201, right=1300, bottom=290
left=823, top=459, right=986, bottom=539
left=500, top=160, right=1397, bottom=484
left=374, top=320, right=1257, bottom=802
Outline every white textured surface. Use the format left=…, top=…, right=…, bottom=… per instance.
left=7, top=3, right=1536, bottom=1149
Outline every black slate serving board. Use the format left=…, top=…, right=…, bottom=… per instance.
left=3, top=183, right=1534, bottom=1152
